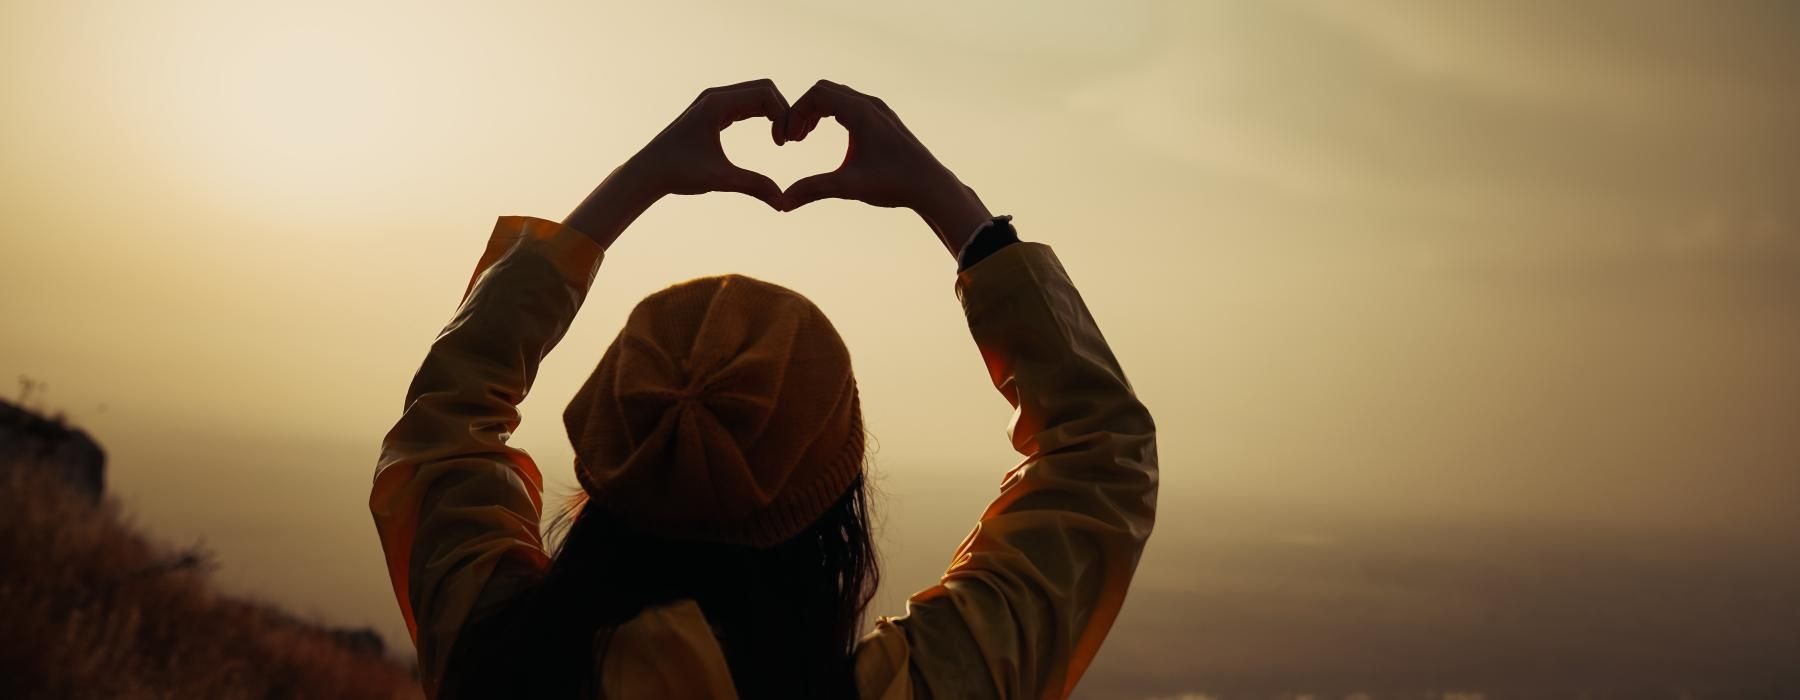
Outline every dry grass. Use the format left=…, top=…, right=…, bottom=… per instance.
left=0, top=465, right=423, bottom=700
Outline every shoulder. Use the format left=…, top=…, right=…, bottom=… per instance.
left=853, top=618, right=915, bottom=700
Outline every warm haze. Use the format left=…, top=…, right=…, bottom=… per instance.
left=3, top=1, right=1797, bottom=697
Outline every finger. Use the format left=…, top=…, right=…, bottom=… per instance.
left=829, top=84, right=922, bottom=145
left=784, top=84, right=823, bottom=143
left=716, top=165, right=785, bottom=210
left=782, top=171, right=854, bottom=211
left=786, top=80, right=851, bottom=142
left=709, top=81, right=787, bottom=126
left=702, top=79, right=790, bottom=142
left=786, top=79, right=872, bottom=142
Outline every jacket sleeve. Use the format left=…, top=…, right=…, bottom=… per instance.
left=369, top=216, right=605, bottom=698
left=857, top=241, right=1159, bottom=700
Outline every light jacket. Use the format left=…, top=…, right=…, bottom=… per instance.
left=371, top=216, right=1158, bottom=699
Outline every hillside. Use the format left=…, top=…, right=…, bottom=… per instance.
left=0, top=402, right=423, bottom=699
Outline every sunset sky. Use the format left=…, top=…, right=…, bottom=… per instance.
left=3, top=1, right=1797, bottom=696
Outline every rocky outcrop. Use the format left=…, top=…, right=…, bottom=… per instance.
left=1, top=436, right=422, bottom=699
left=0, top=400, right=105, bottom=502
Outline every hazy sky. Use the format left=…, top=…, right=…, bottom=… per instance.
left=3, top=1, right=1797, bottom=695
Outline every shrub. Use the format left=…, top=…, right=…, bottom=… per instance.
left=0, top=465, right=422, bottom=699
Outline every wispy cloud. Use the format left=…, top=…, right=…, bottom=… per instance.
left=1062, top=0, right=1800, bottom=269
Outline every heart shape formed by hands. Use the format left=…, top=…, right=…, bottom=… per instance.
left=637, top=78, right=960, bottom=214
left=573, top=79, right=992, bottom=256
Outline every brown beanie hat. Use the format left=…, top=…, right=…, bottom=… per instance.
left=563, top=274, right=864, bottom=548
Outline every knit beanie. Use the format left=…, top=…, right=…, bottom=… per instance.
left=563, top=274, right=864, bottom=548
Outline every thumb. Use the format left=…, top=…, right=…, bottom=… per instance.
left=782, top=171, right=854, bottom=211
left=717, top=166, right=784, bottom=210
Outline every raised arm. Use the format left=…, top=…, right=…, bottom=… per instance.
left=369, top=215, right=602, bottom=698
left=899, top=238, right=1158, bottom=699
left=369, top=80, right=792, bottom=697
left=780, top=81, right=1160, bottom=698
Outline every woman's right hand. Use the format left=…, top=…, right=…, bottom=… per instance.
left=624, top=79, right=791, bottom=209
left=780, top=80, right=993, bottom=258
left=566, top=79, right=789, bottom=249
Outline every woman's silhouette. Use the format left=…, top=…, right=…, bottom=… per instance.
left=371, top=79, right=1158, bottom=699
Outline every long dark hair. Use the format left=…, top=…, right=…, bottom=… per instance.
left=441, top=468, right=879, bottom=699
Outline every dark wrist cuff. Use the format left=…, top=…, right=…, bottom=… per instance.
left=955, top=215, right=1019, bottom=272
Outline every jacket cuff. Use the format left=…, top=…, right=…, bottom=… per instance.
left=463, top=216, right=607, bottom=301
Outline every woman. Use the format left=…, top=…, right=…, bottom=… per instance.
left=371, top=79, right=1158, bottom=699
